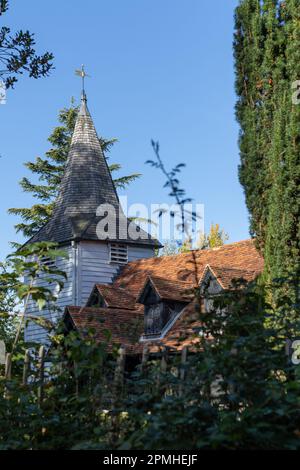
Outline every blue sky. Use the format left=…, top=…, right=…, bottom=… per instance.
left=0, top=0, right=246, bottom=259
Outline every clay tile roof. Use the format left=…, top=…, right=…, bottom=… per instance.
left=65, top=302, right=204, bottom=355
left=114, top=240, right=264, bottom=297
left=200, top=264, right=258, bottom=290
left=147, top=301, right=203, bottom=353
left=64, top=240, right=264, bottom=356
left=93, top=284, right=138, bottom=310
left=64, top=306, right=144, bottom=354
left=138, top=276, right=194, bottom=303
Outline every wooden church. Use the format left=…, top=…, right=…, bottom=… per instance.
left=24, top=91, right=161, bottom=343
left=24, top=91, right=264, bottom=352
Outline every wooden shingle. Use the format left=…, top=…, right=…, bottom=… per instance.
left=26, top=95, right=160, bottom=248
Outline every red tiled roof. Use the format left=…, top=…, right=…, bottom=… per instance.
left=64, top=306, right=144, bottom=354
left=65, top=303, right=202, bottom=355
left=137, top=276, right=194, bottom=303
left=65, top=240, right=264, bottom=356
left=200, top=264, right=258, bottom=290
left=146, top=301, right=203, bottom=353
left=114, top=240, right=263, bottom=296
left=90, top=284, right=138, bottom=310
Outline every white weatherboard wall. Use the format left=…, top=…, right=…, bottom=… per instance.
left=25, top=241, right=155, bottom=343
left=78, top=241, right=155, bottom=305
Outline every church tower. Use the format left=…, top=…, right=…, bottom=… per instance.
left=25, top=91, right=161, bottom=343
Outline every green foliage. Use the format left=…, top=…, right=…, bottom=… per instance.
left=9, top=103, right=141, bottom=239
left=0, top=324, right=125, bottom=450
left=0, top=242, right=68, bottom=351
left=147, top=140, right=198, bottom=240
left=5, top=242, right=67, bottom=305
left=0, top=1, right=53, bottom=88
left=234, top=0, right=300, bottom=284
left=0, top=264, right=17, bottom=348
left=117, top=280, right=300, bottom=450
left=147, top=142, right=229, bottom=255
left=197, top=223, right=229, bottom=249
left=0, top=1, right=8, bottom=15
left=159, top=223, right=229, bottom=256
left=0, top=276, right=300, bottom=449
left=194, top=280, right=300, bottom=449
left=0, top=314, right=16, bottom=350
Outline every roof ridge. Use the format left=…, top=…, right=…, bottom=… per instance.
left=123, top=239, right=256, bottom=266
left=148, top=275, right=194, bottom=285
left=207, top=264, right=257, bottom=273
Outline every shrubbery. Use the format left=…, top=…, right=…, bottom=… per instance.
left=1, top=275, right=300, bottom=450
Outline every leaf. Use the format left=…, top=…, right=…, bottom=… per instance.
left=37, top=298, right=46, bottom=311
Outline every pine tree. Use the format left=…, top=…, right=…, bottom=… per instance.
left=9, top=102, right=141, bottom=239
left=0, top=1, right=53, bottom=88
left=235, top=0, right=263, bottom=246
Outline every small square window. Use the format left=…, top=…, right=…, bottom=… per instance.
left=109, top=243, right=128, bottom=265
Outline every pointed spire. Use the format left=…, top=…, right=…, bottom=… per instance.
left=27, top=90, right=160, bottom=247
left=28, top=91, right=119, bottom=243
left=25, top=64, right=161, bottom=247
left=79, top=91, right=88, bottom=115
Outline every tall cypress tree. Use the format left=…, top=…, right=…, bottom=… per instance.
left=234, top=0, right=300, bottom=285
left=274, top=0, right=300, bottom=280
left=9, top=102, right=141, bottom=239
left=234, top=0, right=267, bottom=249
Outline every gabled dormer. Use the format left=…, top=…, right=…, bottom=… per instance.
left=199, top=264, right=257, bottom=312
left=137, top=276, right=193, bottom=339
left=86, top=284, right=137, bottom=310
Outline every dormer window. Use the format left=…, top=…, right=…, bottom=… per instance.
left=86, top=284, right=136, bottom=310
left=87, top=289, right=106, bottom=308
left=138, top=276, right=192, bottom=339
left=109, top=243, right=128, bottom=265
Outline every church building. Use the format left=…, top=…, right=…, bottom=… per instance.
left=24, top=91, right=161, bottom=343
left=24, top=91, right=264, bottom=352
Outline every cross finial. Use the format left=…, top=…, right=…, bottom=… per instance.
left=75, top=65, right=90, bottom=101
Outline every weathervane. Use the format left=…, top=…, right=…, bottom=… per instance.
left=75, top=65, right=90, bottom=97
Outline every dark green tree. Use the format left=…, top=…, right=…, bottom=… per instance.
left=234, top=0, right=270, bottom=252
left=0, top=1, right=53, bottom=88
left=234, top=0, right=300, bottom=286
left=9, top=102, right=141, bottom=239
left=265, top=0, right=300, bottom=283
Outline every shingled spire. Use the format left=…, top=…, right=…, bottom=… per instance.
left=27, top=93, right=159, bottom=247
